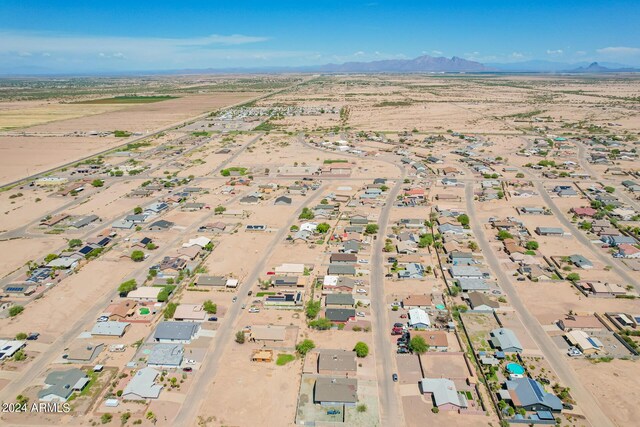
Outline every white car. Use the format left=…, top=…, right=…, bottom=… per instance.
left=356, top=289, right=367, bottom=294
left=358, top=259, right=369, bottom=264
left=356, top=312, right=365, bottom=317
left=248, top=308, right=260, bottom=313
left=186, top=359, right=196, bottom=365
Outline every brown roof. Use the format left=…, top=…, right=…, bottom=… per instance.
left=403, top=294, right=432, bottom=307
left=104, top=300, right=137, bottom=319
left=330, top=253, right=358, bottom=262
left=560, top=315, right=603, bottom=330
left=412, top=330, right=449, bottom=348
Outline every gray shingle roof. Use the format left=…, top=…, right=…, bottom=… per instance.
left=153, top=322, right=199, bottom=342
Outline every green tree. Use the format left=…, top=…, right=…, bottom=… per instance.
left=44, top=253, right=58, bottom=263
left=214, top=205, right=226, bottom=214
left=101, top=413, right=113, bottom=424
left=15, top=332, right=27, bottom=340
left=203, top=300, right=217, bottom=314
left=409, top=336, right=429, bottom=354
left=164, top=302, right=178, bottom=319
left=354, top=342, right=369, bottom=358
left=235, top=331, right=246, bottom=344
left=566, top=273, right=581, bottom=282
left=146, top=242, right=157, bottom=250
left=309, top=318, right=332, bottom=330
left=91, top=179, right=104, bottom=187
left=316, top=223, right=330, bottom=233
left=579, top=221, right=592, bottom=231
left=497, top=230, right=513, bottom=241
left=131, top=250, right=145, bottom=262
left=525, top=241, right=539, bottom=250
left=457, top=214, right=470, bottom=226
left=604, top=186, right=615, bottom=193
left=296, top=339, right=315, bottom=355
left=467, top=241, right=479, bottom=251
left=418, top=234, right=434, bottom=248
left=9, top=305, right=24, bottom=317
left=298, top=207, right=315, bottom=220
left=68, top=239, right=82, bottom=248
left=305, top=299, right=321, bottom=319
left=365, top=224, right=379, bottom=235
left=133, top=206, right=143, bottom=215
left=118, top=279, right=137, bottom=296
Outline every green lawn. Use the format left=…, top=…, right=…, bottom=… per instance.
left=276, top=354, right=295, bottom=366
left=75, top=95, right=177, bottom=104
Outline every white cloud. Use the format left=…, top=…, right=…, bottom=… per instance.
left=431, top=50, right=443, bottom=56
left=353, top=51, right=365, bottom=57
left=596, top=46, right=640, bottom=56
left=510, top=52, right=524, bottom=59
left=546, top=49, right=563, bottom=55
left=0, top=30, right=320, bottom=70
left=575, top=50, right=587, bottom=56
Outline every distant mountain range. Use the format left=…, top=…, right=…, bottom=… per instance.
left=2, top=55, right=640, bottom=76
left=309, top=55, right=490, bottom=73
left=487, top=60, right=640, bottom=73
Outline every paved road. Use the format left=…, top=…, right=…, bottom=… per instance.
left=0, top=133, right=265, bottom=405
left=370, top=171, right=406, bottom=427
left=299, top=134, right=406, bottom=426
left=532, top=180, right=639, bottom=290
left=575, top=140, right=640, bottom=213
left=173, top=184, right=328, bottom=426
left=463, top=177, right=614, bottom=427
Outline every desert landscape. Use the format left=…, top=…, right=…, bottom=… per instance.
left=0, top=70, right=638, bottom=427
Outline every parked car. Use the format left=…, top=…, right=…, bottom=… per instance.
left=232, top=296, right=237, bottom=302
left=391, top=329, right=403, bottom=336
left=249, top=307, right=260, bottom=313
left=397, top=347, right=410, bottom=354
left=393, top=323, right=404, bottom=328
left=97, top=316, right=109, bottom=322
left=186, top=359, right=196, bottom=365
left=26, top=333, right=39, bottom=341
left=397, top=338, right=407, bottom=345
left=399, top=314, right=407, bottom=319
left=391, top=301, right=401, bottom=307
left=562, top=403, right=574, bottom=410
left=241, top=304, right=247, bottom=309
left=517, top=276, right=526, bottom=281
left=539, top=377, right=550, bottom=385
left=247, top=290, right=253, bottom=296
left=326, top=409, right=340, bottom=415
left=182, top=367, right=193, bottom=372
left=358, top=259, right=369, bottom=264
left=356, top=288, right=367, bottom=294
left=385, top=273, right=393, bottom=278
left=356, top=312, right=365, bottom=317
left=208, top=316, right=218, bottom=321
left=392, top=373, right=398, bottom=382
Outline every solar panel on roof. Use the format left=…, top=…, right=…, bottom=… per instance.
left=79, top=246, right=93, bottom=254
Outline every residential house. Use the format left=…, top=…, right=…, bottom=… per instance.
left=194, top=275, right=226, bottom=287
left=317, top=350, right=357, bottom=376
left=501, top=378, right=562, bottom=412
left=420, top=378, right=468, bottom=411
left=467, top=292, right=499, bottom=311
left=147, top=344, right=184, bottom=368
left=153, top=322, right=199, bottom=344
left=122, top=367, right=163, bottom=400
left=398, top=263, right=425, bottom=279
left=408, top=308, right=430, bottom=328
left=490, top=328, right=523, bottom=353
left=148, top=220, right=174, bottom=231
left=535, top=227, right=564, bottom=236
left=402, top=294, right=432, bottom=310
left=325, top=294, right=355, bottom=307
left=325, top=308, right=356, bottom=323
left=173, top=304, right=207, bottom=322
left=38, top=369, right=89, bottom=402
left=314, top=378, right=358, bottom=406
left=91, top=321, right=130, bottom=337
left=569, top=254, right=593, bottom=269
left=328, top=264, right=356, bottom=276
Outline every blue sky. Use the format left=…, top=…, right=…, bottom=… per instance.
left=1, top=0, right=639, bottom=72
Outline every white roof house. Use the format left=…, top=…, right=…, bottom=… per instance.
left=323, top=275, right=339, bottom=287
left=127, top=287, right=162, bottom=301
left=300, top=222, right=319, bottom=232
left=0, top=340, right=26, bottom=360
left=420, top=378, right=467, bottom=409
left=274, top=263, right=305, bottom=274
left=182, top=236, right=211, bottom=248
left=123, top=367, right=163, bottom=400
left=408, top=308, right=431, bottom=328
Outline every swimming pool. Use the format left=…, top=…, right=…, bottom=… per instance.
left=506, top=362, right=525, bottom=375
